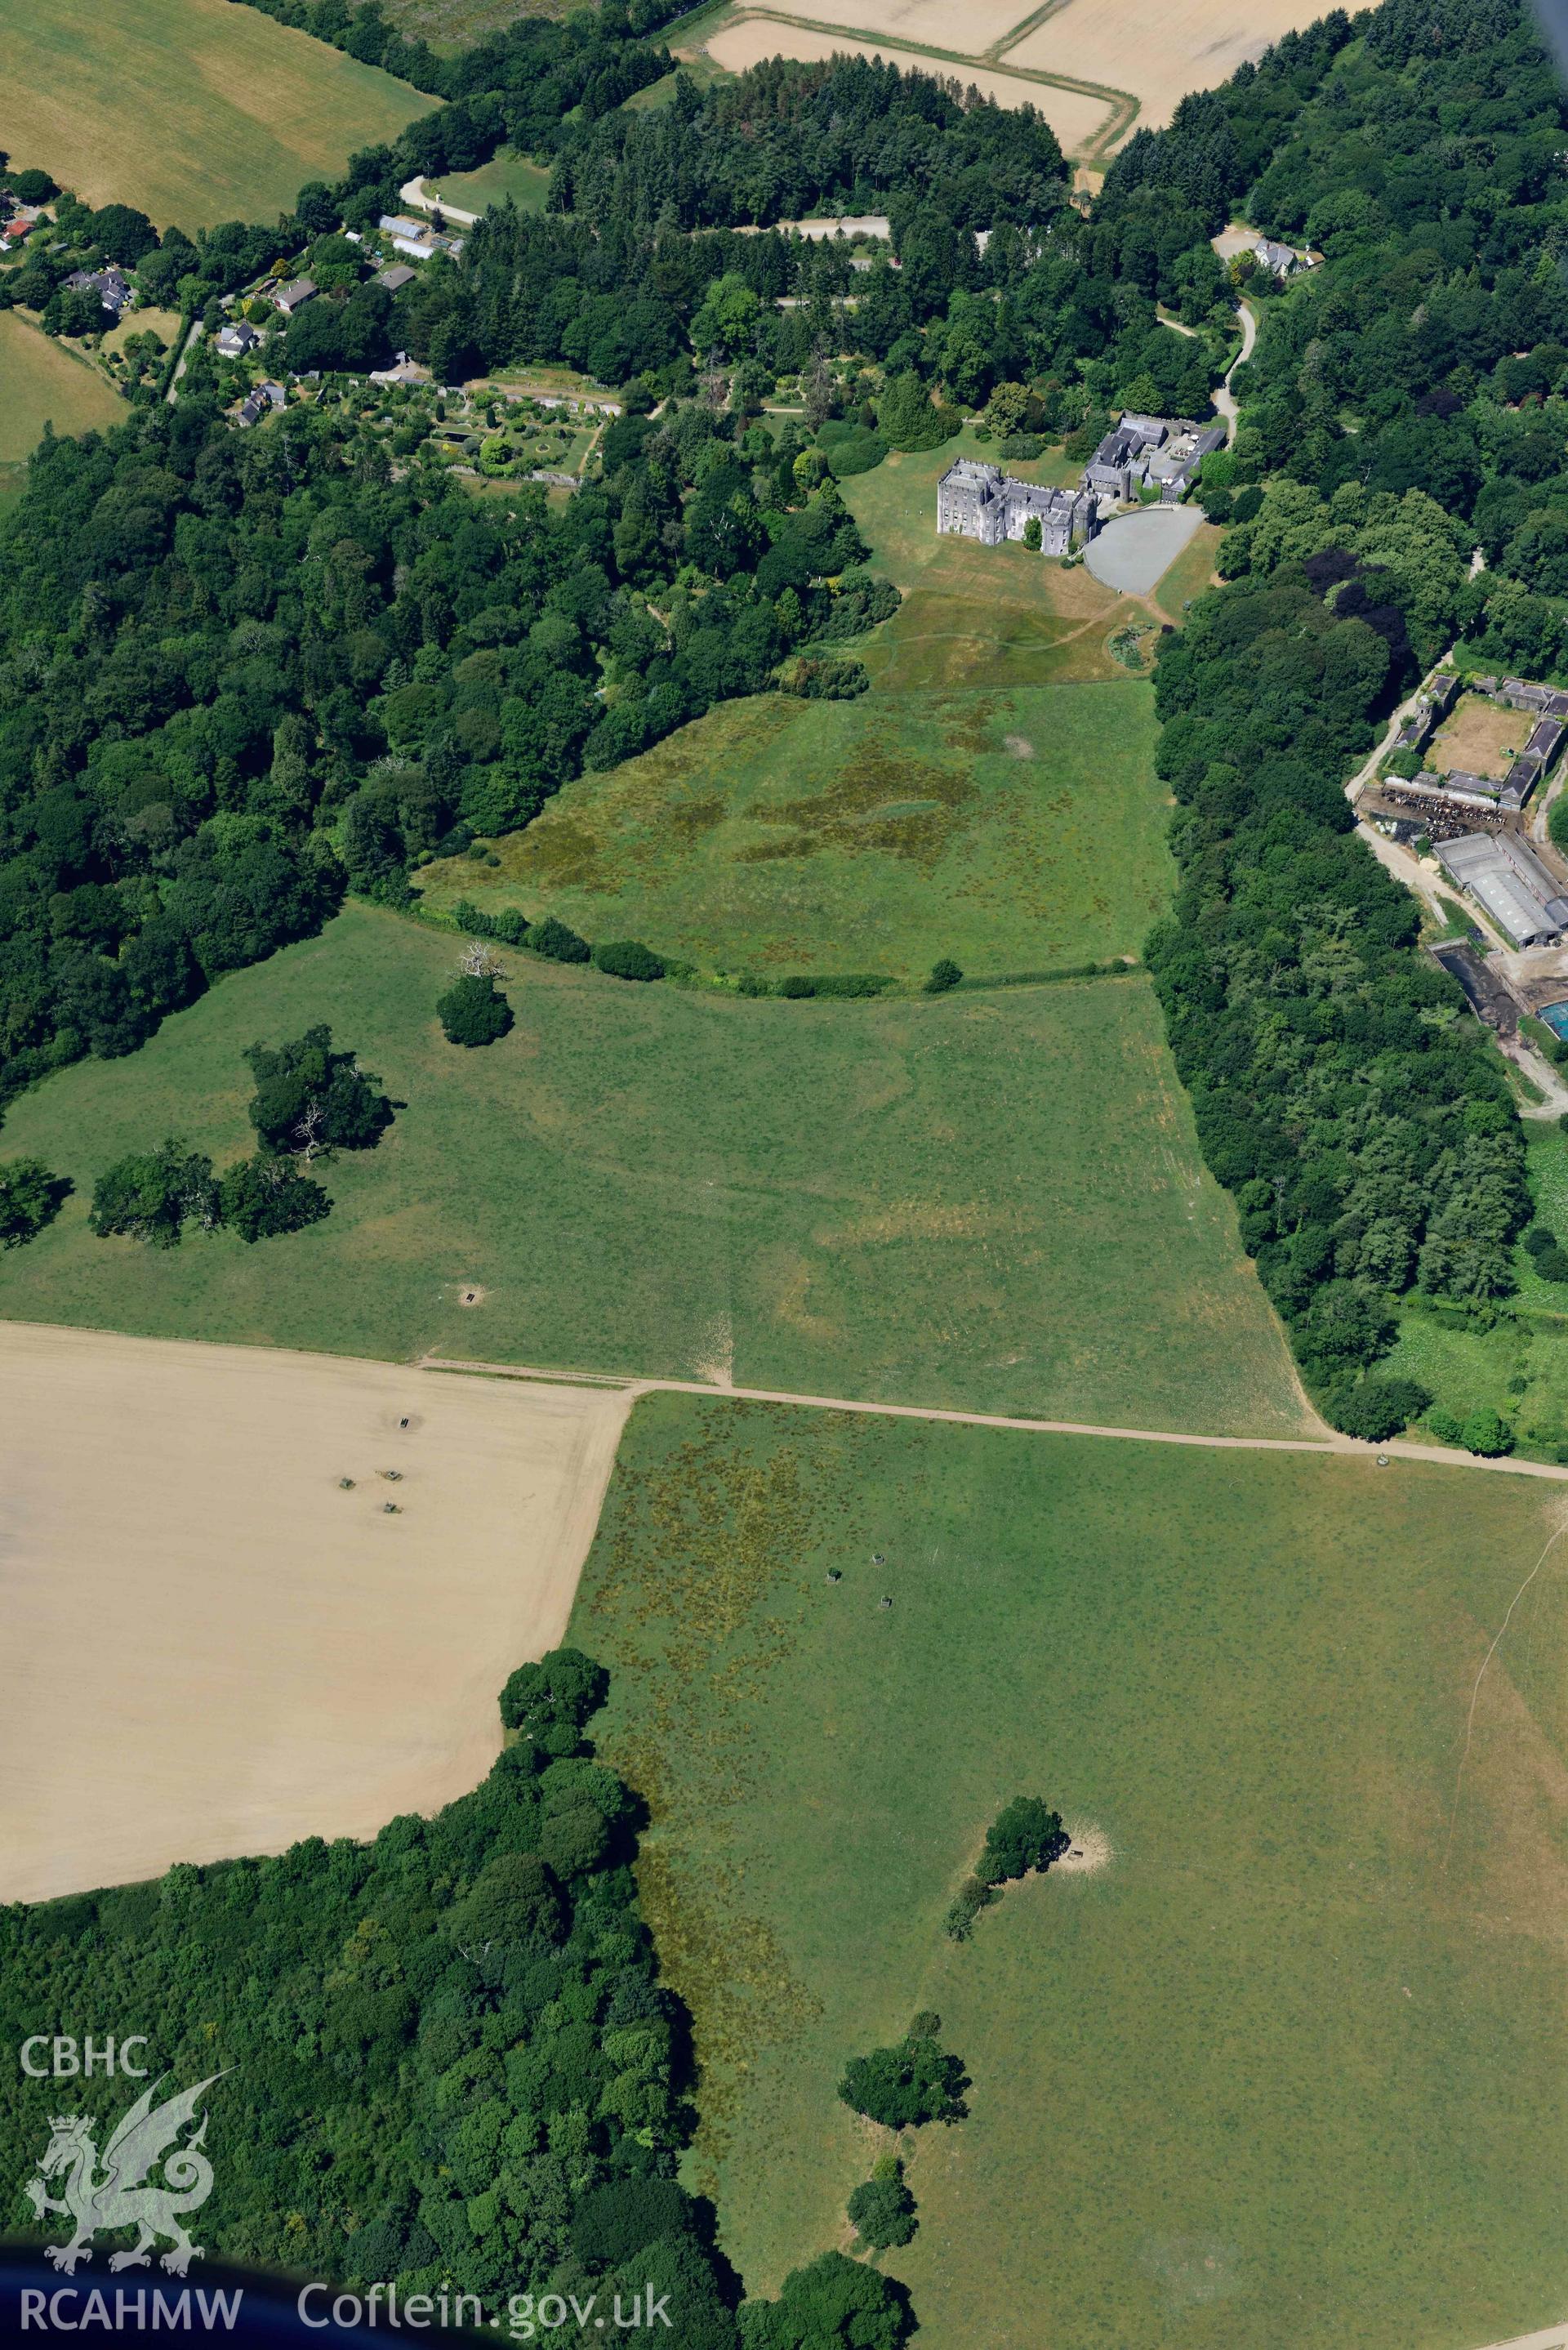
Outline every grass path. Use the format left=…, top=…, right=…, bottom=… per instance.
left=420, top=1355, right=1568, bottom=1482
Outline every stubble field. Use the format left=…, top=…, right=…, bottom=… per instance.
left=0, top=1320, right=628, bottom=1903
left=995, top=0, right=1343, bottom=127
left=571, top=1390, right=1568, bottom=2350
left=697, top=15, right=1117, bottom=149
left=0, top=0, right=439, bottom=228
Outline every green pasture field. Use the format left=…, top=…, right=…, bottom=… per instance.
left=0, top=900, right=1305, bottom=1435
left=377, top=0, right=570, bottom=45
left=0, top=312, right=123, bottom=463
left=414, top=680, right=1166, bottom=979
left=422, top=149, right=551, bottom=213
left=569, top=1390, right=1568, bottom=2350
left=0, top=0, right=439, bottom=229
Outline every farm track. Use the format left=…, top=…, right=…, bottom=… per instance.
left=420, top=1357, right=1568, bottom=1482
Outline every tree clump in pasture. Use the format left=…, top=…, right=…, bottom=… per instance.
left=87, top=1139, right=218, bottom=1250
left=839, top=2018, right=969, bottom=2129
left=438, top=971, right=514, bottom=1045
left=246, top=1027, right=393, bottom=1159
left=217, top=1152, right=332, bottom=1245
left=978, top=1795, right=1067, bottom=1885
left=0, top=1157, right=69, bottom=1250
left=847, top=2156, right=919, bottom=2252
left=742, top=2252, right=913, bottom=2350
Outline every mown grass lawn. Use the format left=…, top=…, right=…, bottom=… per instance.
left=415, top=680, right=1166, bottom=981
left=571, top=1391, right=1568, bottom=2350
left=0, top=0, right=438, bottom=227
left=0, top=901, right=1305, bottom=1436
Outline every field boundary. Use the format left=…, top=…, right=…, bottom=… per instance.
left=419, top=1356, right=1568, bottom=1483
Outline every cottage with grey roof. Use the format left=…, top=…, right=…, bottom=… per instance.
left=272, top=277, right=316, bottom=316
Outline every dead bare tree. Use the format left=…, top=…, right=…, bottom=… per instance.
left=459, top=939, right=506, bottom=979
left=292, top=1099, right=327, bottom=1164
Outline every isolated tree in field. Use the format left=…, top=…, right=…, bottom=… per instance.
left=742, top=2251, right=913, bottom=2350
left=438, top=971, right=514, bottom=1046
left=88, top=1140, right=217, bottom=1249
left=500, top=1647, right=610, bottom=1756
left=924, top=959, right=962, bottom=993
left=839, top=2023, right=969, bottom=2129
left=0, top=1157, right=69, bottom=1249
left=978, top=1796, right=1067, bottom=1885
left=848, top=2157, right=918, bottom=2250
left=245, top=1026, right=392, bottom=1156
left=217, top=1153, right=332, bottom=1244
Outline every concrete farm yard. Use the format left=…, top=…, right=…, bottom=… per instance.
left=572, top=1394, right=1568, bottom=2350
left=0, top=1320, right=628, bottom=1903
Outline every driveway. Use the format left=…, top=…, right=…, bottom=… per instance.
left=1085, top=504, right=1205, bottom=593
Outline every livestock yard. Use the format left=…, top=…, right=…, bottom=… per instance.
left=0, top=1322, right=628, bottom=1902
left=0, top=0, right=438, bottom=227
left=572, top=1394, right=1568, bottom=2350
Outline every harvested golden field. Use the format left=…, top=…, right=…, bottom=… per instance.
left=696, top=16, right=1117, bottom=149
left=0, top=1322, right=629, bottom=1902
left=999, top=0, right=1334, bottom=129
left=0, top=0, right=439, bottom=229
left=758, top=0, right=1051, bottom=56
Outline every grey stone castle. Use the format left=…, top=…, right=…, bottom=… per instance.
left=935, top=460, right=1098, bottom=555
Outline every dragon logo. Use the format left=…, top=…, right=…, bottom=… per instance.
left=23, top=2072, right=227, bottom=2277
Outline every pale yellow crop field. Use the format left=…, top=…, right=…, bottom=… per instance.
left=1000, top=0, right=1332, bottom=127
left=760, top=0, right=1045, bottom=56
left=701, top=17, right=1116, bottom=147
left=0, top=1324, right=629, bottom=1902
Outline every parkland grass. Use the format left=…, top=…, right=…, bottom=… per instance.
left=0, top=312, right=123, bottom=463
left=0, top=0, right=439, bottom=229
left=0, top=900, right=1306, bottom=1436
left=570, top=1390, right=1568, bottom=2350
left=422, top=149, right=552, bottom=213
left=415, top=681, right=1167, bottom=979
